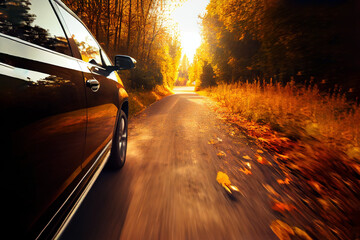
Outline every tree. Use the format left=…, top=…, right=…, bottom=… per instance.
left=176, top=54, right=190, bottom=86
left=200, top=0, right=360, bottom=95
left=62, top=0, right=184, bottom=90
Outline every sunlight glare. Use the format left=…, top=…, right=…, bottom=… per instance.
left=170, top=0, right=209, bottom=63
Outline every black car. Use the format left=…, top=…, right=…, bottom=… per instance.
left=0, top=0, right=135, bottom=238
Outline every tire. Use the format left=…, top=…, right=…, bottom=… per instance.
left=108, top=110, right=128, bottom=169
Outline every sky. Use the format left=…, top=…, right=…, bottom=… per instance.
left=170, top=0, right=210, bottom=63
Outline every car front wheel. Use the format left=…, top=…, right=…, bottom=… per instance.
left=108, top=109, right=127, bottom=169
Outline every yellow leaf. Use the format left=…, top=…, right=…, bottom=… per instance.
left=257, top=149, right=264, bottom=154
left=208, top=139, right=216, bottom=144
left=217, top=151, right=226, bottom=157
left=216, top=171, right=240, bottom=194
left=270, top=220, right=294, bottom=240
left=243, top=155, right=252, bottom=160
left=216, top=171, right=231, bottom=186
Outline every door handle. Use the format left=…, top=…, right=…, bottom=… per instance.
left=86, top=79, right=100, bottom=92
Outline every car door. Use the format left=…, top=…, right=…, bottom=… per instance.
left=55, top=4, right=119, bottom=168
left=0, top=0, right=86, bottom=237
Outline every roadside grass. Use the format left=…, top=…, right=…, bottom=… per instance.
left=200, top=81, right=360, bottom=159
left=199, top=81, right=360, bottom=239
left=128, top=85, right=173, bottom=117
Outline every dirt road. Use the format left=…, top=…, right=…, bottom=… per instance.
left=60, top=87, right=279, bottom=240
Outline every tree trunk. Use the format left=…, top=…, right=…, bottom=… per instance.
left=127, top=0, right=132, bottom=53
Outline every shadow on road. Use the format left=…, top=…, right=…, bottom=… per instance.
left=60, top=164, right=133, bottom=240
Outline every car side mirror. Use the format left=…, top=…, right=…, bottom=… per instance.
left=114, top=55, right=136, bottom=70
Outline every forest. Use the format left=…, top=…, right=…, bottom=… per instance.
left=190, top=0, right=360, bottom=98
left=63, top=0, right=183, bottom=91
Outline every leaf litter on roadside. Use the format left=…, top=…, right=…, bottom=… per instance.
left=270, top=220, right=312, bottom=240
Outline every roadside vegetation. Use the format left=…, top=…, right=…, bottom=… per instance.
left=192, top=0, right=360, bottom=239
left=63, top=0, right=183, bottom=116
left=199, top=81, right=360, bottom=239
left=127, top=85, right=173, bottom=117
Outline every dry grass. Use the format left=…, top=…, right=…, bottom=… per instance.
left=201, top=81, right=360, bottom=239
left=204, top=81, right=360, bottom=158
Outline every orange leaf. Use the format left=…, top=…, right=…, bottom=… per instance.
left=242, top=155, right=252, bottom=160
left=276, top=154, right=289, bottom=160
left=294, top=227, right=312, bottom=240
left=277, top=178, right=290, bottom=184
left=272, top=202, right=297, bottom=212
left=308, top=181, right=322, bottom=193
left=256, top=154, right=269, bottom=165
left=239, top=167, right=252, bottom=175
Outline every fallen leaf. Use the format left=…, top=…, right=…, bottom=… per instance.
left=208, top=139, right=216, bottom=145
left=217, top=137, right=223, bottom=142
left=277, top=178, right=290, bottom=185
left=308, top=181, right=322, bottom=193
left=272, top=201, right=297, bottom=212
left=351, top=163, right=360, bottom=175
left=239, top=167, right=252, bottom=175
left=270, top=220, right=294, bottom=240
left=255, top=154, right=270, bottom=165
left=317, top=198, right=330, bottom=211
left=294, top=227, right=312, bottom=240
left=217, top=151, right=226, bottom=157
left=257, top=149, right=264, bottom=154
left=243, top=155, right=252, bottom=160
left=263, top=184, right=280, bottom=197
left=216, top=171, right=231, bottom=186
left=216, top=171, right=240, bottom=194
left=276, top=154, right=289, bottom=160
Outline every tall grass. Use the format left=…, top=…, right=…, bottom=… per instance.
left=205, top=81, right=360, bottom=158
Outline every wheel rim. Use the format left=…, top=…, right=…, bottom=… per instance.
left=118, top=116, right=127, bottom=161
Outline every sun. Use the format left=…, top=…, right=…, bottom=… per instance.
left=180, top=32, right=201, bottom=61
left=170, top=0, right=209, bottom=63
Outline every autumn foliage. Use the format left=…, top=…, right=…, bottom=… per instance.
left=63, top=0, right=183, bottom=90
left=201, top=81, right=360, bottom=239
left=191, top=0, right=360, bottom=97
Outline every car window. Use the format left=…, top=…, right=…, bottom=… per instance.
left=57, top=5, right=102, bottom=65
left=0, top=0, right=71, bottom=56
